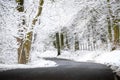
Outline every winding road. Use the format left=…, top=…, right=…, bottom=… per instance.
left=0, top=58, right=115, bottom=80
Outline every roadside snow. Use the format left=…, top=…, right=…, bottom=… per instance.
left=95, top=51, right=120, bottom=66
left=39, top=50, right=120, bottom=73
left=0, top=50, right=120, bottom=74
left=38, top=50, right=120, bottom=69
left=59, top=50, right=120, bottom=73
left=0, top=59, right=57, bottom=71
left=38, top=50, right=58, bottom=58
left=95, top=50, right=120, bottom=73
left=32, top=49, right=120, bottom=76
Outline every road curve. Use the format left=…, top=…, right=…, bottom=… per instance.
left=0, top=58, right=115, bottom=80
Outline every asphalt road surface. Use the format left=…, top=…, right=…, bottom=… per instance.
left=0, top=58, right=115, bottom=80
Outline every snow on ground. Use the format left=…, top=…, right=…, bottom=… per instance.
left=0, top=59, right=57, bottom=71
left=65, top=50, right=120, bottom=73
left=36, top=50, right=58, bottom=58
left=38, top=50, right=120, bottom=73
left=0, top=49, right=120, bottom=74
left=95, top=50, right=120, bottom=73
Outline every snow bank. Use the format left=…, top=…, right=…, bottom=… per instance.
left=57, top=50, right=120, bottom=73
left=37, top=50, right=58, bottom=57
left=95, top=50, right=120, bottom=72
left=0, top=59, right=57, bottom=71
left=95, top=51, right=120, bottom=66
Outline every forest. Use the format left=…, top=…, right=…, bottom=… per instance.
left=0, top=0, right=120, bottom=77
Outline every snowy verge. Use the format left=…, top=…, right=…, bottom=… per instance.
left=57, top=50, right=120, bottom=74
left=37, top=50, right=58, bottom=58
left=35, top=50, right=120, bottom=74
left=0, top=59, right=57, bottom=71
left=94, top=50, right=120, bottom=74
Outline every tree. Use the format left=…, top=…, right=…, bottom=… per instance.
left=16, top=0, right=24, bottom=12
left=74, top=33, right=79, bottom=51
left=60, top=33, right=64, bottom=50
left=16, top=0, right=44, bottom=64
left=56, top=32, right=61, bottom=56
left=113, top=21, right=119, bottom=45
left=0, top=0, right=18, bottom=64
left=107, top=0, right=120, bottom=50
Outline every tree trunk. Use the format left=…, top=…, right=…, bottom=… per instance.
left=107, top=17, right=112, bottom=42
left=16, top=0, right=24, bottom=12
left=113, top=23, right=119, bottom=46
left=60, top=33, right=64, bottom=50
left=74, top=33, right=79, bottom=51
left=56, top=32, right=61, bottom=56
left=15, top=0, right=26, bottom=64
left=65, top=34, right=70, bottom=49
left=16, top=0, right=44, bottom=64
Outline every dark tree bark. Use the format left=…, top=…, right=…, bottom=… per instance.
left=74, top=33, right=79, bottom=51
left=60, top=33, right=64, bottom=50
left=56, top=33, right=61, bottom=56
